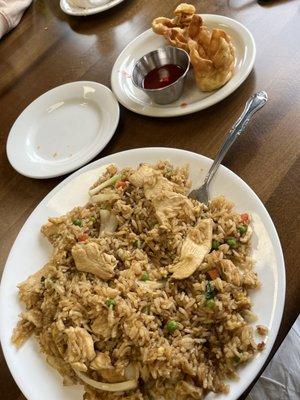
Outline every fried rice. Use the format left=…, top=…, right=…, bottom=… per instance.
left=12, top=161, right=266, bottom=400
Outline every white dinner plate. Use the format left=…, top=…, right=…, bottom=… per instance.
left=6, top=81, right=120, bottom=179
left=111, top=15, right=256, bottom=117
left=0, top=148, right=285, bottom=400
left=60, top=0, right=126, bottom=16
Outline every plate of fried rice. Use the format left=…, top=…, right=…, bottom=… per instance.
left=0, top=148, right=285, bottom=400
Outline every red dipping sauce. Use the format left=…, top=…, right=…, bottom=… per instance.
left=143, top=64, right=184, bottom=90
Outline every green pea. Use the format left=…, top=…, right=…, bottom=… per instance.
left=166, top=320, right=178, bottom=333
left=141, top=306, right=150, bottom=315
left=73, top=219, right=82, bottom=227
left=226, top=237, right=238, bottom=248
left=233, top=355, right=241, bottom=363
left=134, top=239, right=141, bottom=248
left=105, top=299, right=116, bottom=308
left=205, top=299, right=215, bottom=308
left=90, top=216, right=96, bottom=223
left=237, top=225, right=247, bottom=234
left=140, top=273, right=149, bottom=282
left=212, top=240, right=220, bottom=250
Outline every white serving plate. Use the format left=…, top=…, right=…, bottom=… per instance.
left=111, top=15, right=256, bottom=117
left=60, top=0, right=126, bottom=16
left=0, top=148, right=285, bottom=400
left=6, top=82, right=119, bottom=179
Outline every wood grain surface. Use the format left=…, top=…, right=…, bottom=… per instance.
left=0, top=0, right=299, bottom=399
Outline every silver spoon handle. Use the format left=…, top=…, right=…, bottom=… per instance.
left=204, top=91, right=268, bottom=186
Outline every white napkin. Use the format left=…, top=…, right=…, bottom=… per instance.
left=0, top=0, right=32, bottom=39
left=68, top=0, right=110, bottom=9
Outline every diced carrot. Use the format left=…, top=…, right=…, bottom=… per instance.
left=241, top=213, right=249, bottom=223
left=207, top=268, right=219, bottom=280
left=115, top=180, right=127, bottom=189
left=78, top=233, right=89, bottom=242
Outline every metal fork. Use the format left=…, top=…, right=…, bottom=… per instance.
left=188, top=91, right=268, bottom=204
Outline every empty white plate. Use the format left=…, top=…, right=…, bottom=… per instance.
left=60, top=0, right=126, bottom=16
left=111, top=15, right=256, bottom=117
left=6, top=81, right=120, bottom=179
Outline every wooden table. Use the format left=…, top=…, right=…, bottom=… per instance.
left=0, top=0, right=299, bottom=399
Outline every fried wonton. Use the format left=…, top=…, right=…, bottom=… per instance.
left=152, top=3, right=236, bottom=92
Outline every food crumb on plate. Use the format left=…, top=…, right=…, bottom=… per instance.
left=118, top=69, right=131, bottom=78
left=256, top=325, right=268, bottom=336
left=257, top=342, right=266, bottom=351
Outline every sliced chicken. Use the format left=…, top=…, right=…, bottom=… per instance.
left=41, top=220, right=62, bottom=238
left=220, top=259, right=243, bottom=286
left=153, top=193, right=196, bottom=226
left=145, top=176, right=174, bottom=200
left=71, top=362, right=88, bottom=372
left=18, top=263, right=51, bottom=293
left=169, top=219, right=212, bottom=279
left=130, top=164, right=174, bottom=194
left=41, top=215, right=70, bottom=242
left=130, top=165, right=194, bottom=227
left=18, top=263, right=52, bottom=308
left=11, top=318, right=35, bottom=348
left=129, top=164, right=161, bottom=188
left=65, top=327, right=96, bottom=364
left=22, top=309, right=43, bottom=328
left=72, top=242, right=117, bottom=280
left=90, top=352, right=112, bottom=371
left=99, top=210, right=118, bottom=235
left=91, top=314, right=111, bottom=338
left=220, top=259, right=258, bottom=288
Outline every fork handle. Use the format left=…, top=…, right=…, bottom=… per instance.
left=204, top=91, right=268, bottom=186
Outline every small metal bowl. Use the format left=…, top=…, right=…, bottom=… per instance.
left=132, top=46, right=190, bottom=105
